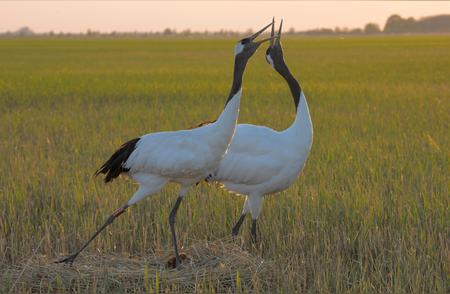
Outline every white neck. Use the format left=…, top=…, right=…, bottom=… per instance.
left=212, top=88, right=241, bottom=144
left=287, top=92, right=313, bottom=141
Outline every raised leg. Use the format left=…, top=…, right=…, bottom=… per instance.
left=56, top=204, right=128, bottom=264
left=231, top=213, right=246, bottom=236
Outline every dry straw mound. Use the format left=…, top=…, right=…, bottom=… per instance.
left=2, top=238, right=274, bottom=293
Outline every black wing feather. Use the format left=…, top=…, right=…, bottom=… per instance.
left=95, top=138, right=140, bottom=183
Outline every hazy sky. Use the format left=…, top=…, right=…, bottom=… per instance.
left=1, top=1, right=449, bottom=33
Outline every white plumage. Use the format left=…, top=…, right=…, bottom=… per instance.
left=126, top=93, right=240, bottom=205
left=213, top=97, right=312, bottom=195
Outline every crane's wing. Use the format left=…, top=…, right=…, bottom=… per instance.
left=125, top=129, right=218, bottom=179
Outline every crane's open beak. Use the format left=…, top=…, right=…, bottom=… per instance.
left=255, top=35, right=278, bottom=45
left=249, top=21, right=273, bottom=41
left=247, top=20, right=278, bottom=45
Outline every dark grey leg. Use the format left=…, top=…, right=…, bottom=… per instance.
left=231, top=213, right=246, bottom=236
left=251, top=219, right=257, bottom=243
left=169, top=196, right=183, bottom=267
left=56, top=204, right=129, bottom=264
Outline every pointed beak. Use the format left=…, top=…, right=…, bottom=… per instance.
left=270, top=17, right=275, bottom=47
left=249, top=20, right=274, bottom=42
left=254, top=19, right=279, bottom=46
left=276, top=19, right=283, bottom=45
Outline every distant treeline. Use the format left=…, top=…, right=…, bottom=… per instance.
left=2, top=14, right=449, bottom=37
left=384, top=14, right=450, bottom=33
left=302, top=14, right=450, bottom=36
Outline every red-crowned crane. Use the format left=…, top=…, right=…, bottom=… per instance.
left=207, top=20, right=313, bottom=242
left=57, top=22, right=276, bottom=267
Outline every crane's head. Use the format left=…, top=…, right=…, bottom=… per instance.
left=234, top=20, right=277, bottom=60
left=265, top=19, right=285, bottom=70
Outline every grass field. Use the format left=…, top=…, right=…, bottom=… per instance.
left=0, top=35, right=449, bottom=293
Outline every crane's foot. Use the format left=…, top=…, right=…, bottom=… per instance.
left=166, top=253, right=189, bottom=269
left=55, top=253, right=79, bottom=265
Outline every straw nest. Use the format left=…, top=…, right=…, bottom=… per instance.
left=1, top=238, right=274, bottom=293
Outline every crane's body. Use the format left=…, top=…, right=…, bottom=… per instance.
left=209, top=93, right=312, bottom=227
left=113, top=92, right=241, bottom=206
left=207, top=20, right=313, bottom=239
left=213, top=94, right=312, bottom=197
left=57, top=22, right=276, bottom=267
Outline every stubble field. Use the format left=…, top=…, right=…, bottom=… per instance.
left=0, top=35, right=449, bottom=293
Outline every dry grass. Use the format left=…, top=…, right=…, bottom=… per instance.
left=1, top=238, right=274, bottom=293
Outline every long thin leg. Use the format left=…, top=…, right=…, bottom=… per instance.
left=251, top=219, right=257, bottom=243
left=231, top=213, right=246, bottom=236
left=56, top=204, right=129, bottom=264
left=169, top=196, right=183, bottom=267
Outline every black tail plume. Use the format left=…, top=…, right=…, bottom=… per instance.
left=95, top=138, right=140, bottom=183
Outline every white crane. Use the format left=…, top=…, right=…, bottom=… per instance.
left=57, top=22, right=276, bottom=267
left=207, top=20, right=313, bottom=241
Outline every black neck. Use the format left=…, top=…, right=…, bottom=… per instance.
left=224, top=57, right=248, bottom=107
left=275, top=62, right=302, bottom=111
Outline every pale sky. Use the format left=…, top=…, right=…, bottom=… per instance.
left=1, top=1, right=449, bottom=33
